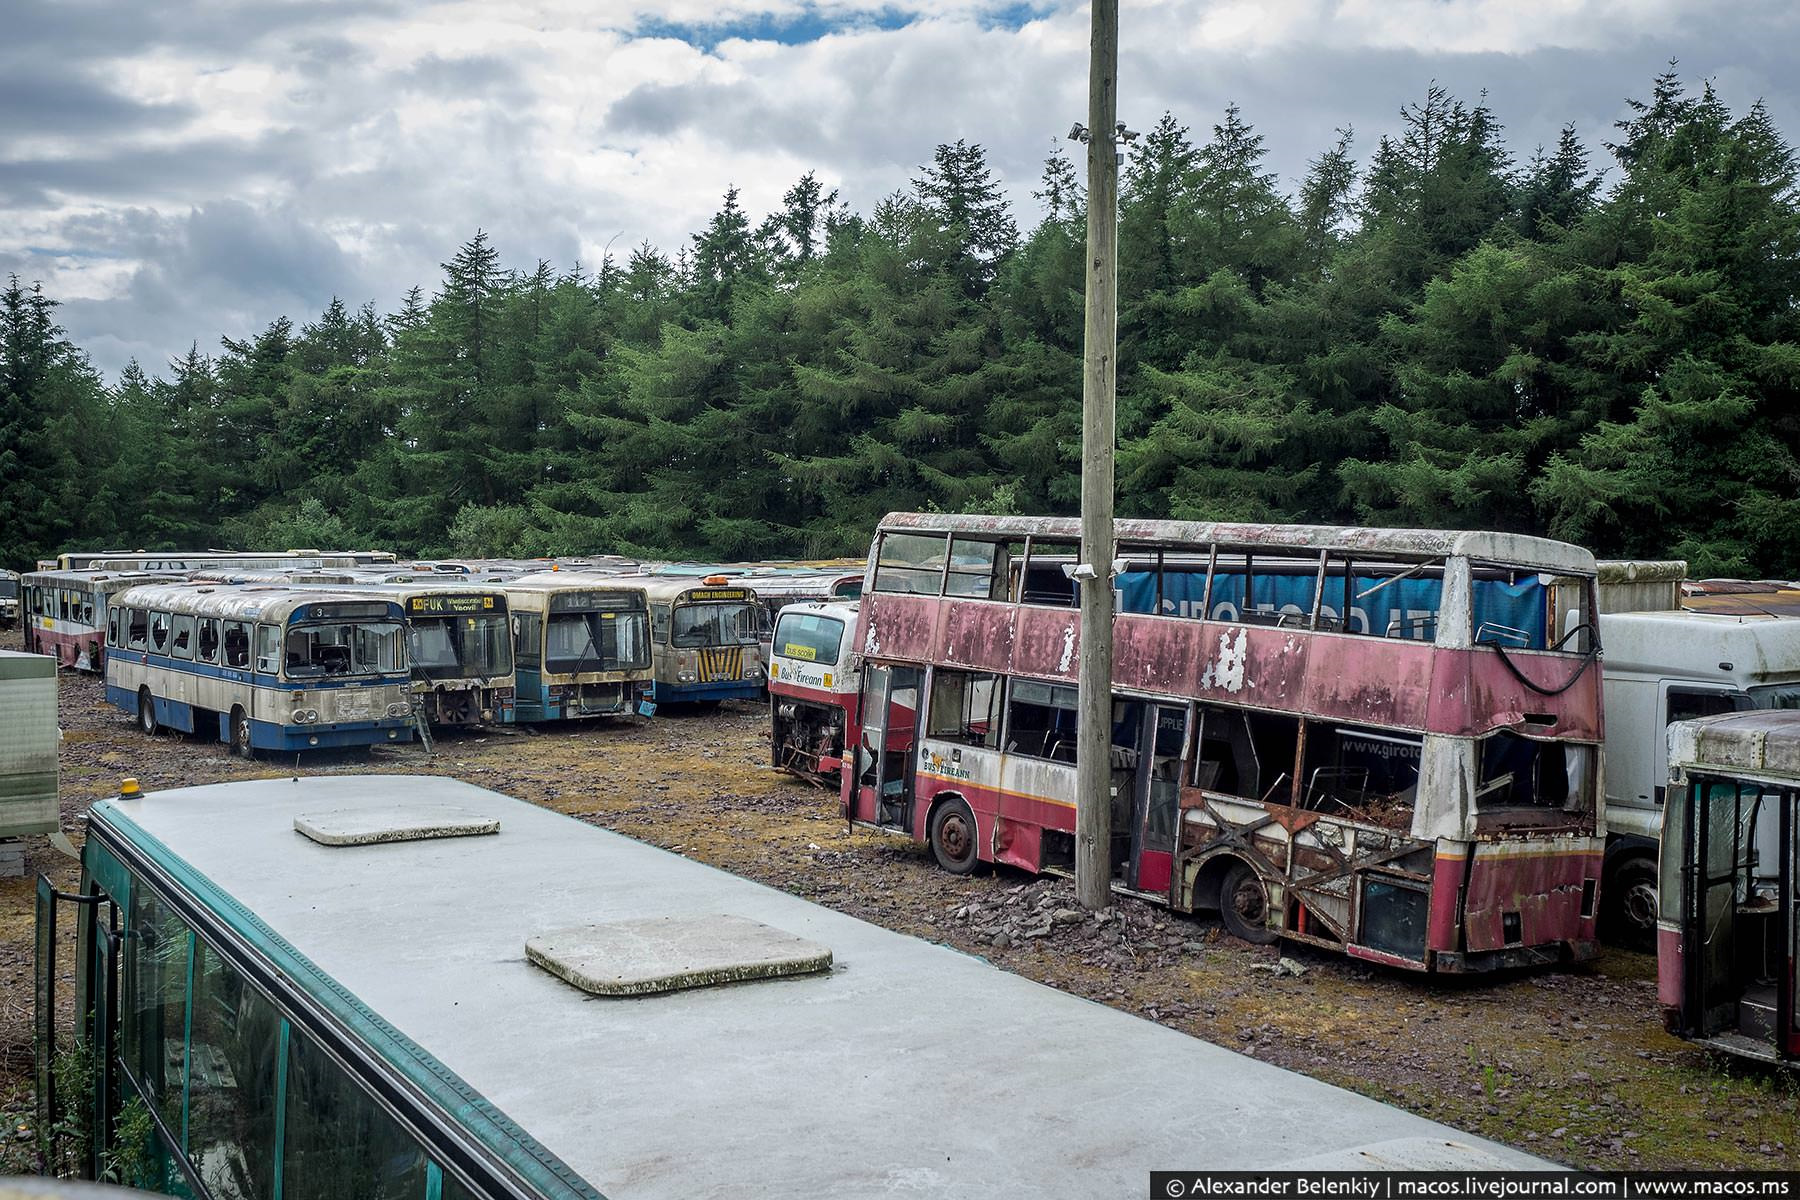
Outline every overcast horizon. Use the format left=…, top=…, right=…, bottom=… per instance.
left=5, top=0, right=1797, bottom=384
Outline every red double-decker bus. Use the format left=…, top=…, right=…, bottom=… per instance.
left=843, top=513, right=1606, bottom=973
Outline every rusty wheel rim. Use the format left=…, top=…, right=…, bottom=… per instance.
left=939, top=811, right=973, bottom=864
left=1230, top=874, right=1267, bottom=925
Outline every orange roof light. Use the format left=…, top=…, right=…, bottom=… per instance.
left=702, top=574, right=730, bottom=585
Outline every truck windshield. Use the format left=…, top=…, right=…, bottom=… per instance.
left=0, top=580, right=16, bottom=599
left=545, top=611, right=650, bottom=674
left=409, top=615, right=512, bottom=681
left=672, top=602, right=758, bottom=648
left=284, top=622, right=405, bottom=677
left=1748, top=684, right=1800, bottom=709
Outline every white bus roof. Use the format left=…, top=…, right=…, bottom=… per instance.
left=1671, top=710, right=1800, bottom=785
left=111, top=582, right=406, bottom=621
left=95, top=776, right=1543, bottom=1193
left=1599, top=610, right=1800, bottom=682
left=876, top=513, right=1598, bottom=576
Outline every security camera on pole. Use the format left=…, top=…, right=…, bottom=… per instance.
left=1075, top=0, right=1119, bottom=913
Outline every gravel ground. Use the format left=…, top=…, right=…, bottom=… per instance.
left=2, top=629, right=1797, bottom=1173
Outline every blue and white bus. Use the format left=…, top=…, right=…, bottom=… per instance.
left=104, top=582, right=415, bottom=753
left=36, top=774, right=1545, bottom=1197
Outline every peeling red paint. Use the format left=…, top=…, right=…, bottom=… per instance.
left=864, top=593, right=1602, bottom=741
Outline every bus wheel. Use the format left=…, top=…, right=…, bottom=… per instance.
left=137, top=689, right=159, bottom=736
left=929, top=798, right=980, bottom=875
left=1603, top=859, right=1658, bottom=952
left=230, top=708, right=254, bottom=759
left=1219, top=862, right=1278, bottom=945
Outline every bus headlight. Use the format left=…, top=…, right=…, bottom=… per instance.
left=293, top=709, right=319, bottom=724
left=677, top=671, right=697, bottom=683
left=386, top=702, right=411, bottom=717
left=747, top=664, right=765, bottom=682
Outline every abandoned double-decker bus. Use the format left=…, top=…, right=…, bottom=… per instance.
left=22, top=569, right=179, bottom=671
left=769, top=601, right=861, bottom=779
left=499, top=575, right=652, bottom=722
left=34, top=774, right=1543, bottom=1198
left=1658, top=710, right=1800, bottom=1065
left=105, top=583, right=414, bottom=753
left=845, top=513, right=1605, bottom=973
left=625, top=575, right=766, bottom=705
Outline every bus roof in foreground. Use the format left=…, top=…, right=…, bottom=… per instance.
left=95, top=776, right=1546, bottom=1194
left=876, top=512, right=1597, bottom=575
left=1670, top=709, right=1800, bottom=783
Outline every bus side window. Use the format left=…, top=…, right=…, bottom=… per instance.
left=650, top=604, right=670, bottom=644
left=284, top=1026, right=429, bottom=1200
left=59, top=590, right=71, bottom=621
left=171, top=614, right=196, bottom=660
left=945, top=537, right=1001, bottom=599
left=256, top=624, right=282, bottom=674
left=1005, top=680, right=1079, bottom=762
left=150, top=612, right=171, bottom=653
left=197, top=619, right=221, bottom=664
left=127, top=609, right=148, bottom=651
left=927, top=669, right=1002, bottom=747
left=224, top=622, right=252, bottom=669
left=108, top=608, right=121, bottom=647
left=873, top=532, right=949, bottom=595
left=80, top=591, right=95, bottom=624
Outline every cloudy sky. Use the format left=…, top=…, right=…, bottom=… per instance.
left=4, top=0, right=1796, bottom=382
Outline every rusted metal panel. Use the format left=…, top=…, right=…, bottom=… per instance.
left=1460, top=840, right=1599, bottom=953
left=1303, top=632, right=1438, bottom=728
left=942, top=598, right=1016, bottom=669
left=859, top=593, right=939, bottom=663
left=1460, top=648, right=1604, bottom=742
left=869, top=590, right=1603, bottom=739
left=1010, top=606, right=1079, bottom=679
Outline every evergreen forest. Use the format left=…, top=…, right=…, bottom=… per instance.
left=4, top=71, right=1799, bottom=576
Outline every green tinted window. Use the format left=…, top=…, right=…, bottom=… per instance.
left=124, top=887, right=191, bottom=1134
left=186, top=938, right=281, bottom=1199
left=283, top=1027, right=427, bottom=1200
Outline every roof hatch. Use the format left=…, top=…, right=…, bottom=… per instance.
left=527, top=914, right=832, bottom=997
left=294, top=804, right=499, bottom=846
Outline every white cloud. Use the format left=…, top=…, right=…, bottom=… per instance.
left=1, top=0, right=1795, bottom=379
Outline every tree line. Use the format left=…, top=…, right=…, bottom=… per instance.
left=3, top=70, right=1797, bottom=577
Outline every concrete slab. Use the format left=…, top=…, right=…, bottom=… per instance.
left=294, top=804, right=498, bottom=846
left=527, top=914, right=832, bottom=996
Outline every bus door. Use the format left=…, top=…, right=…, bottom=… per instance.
left=1128, top=703, right=1187, bottom=896
left=36, top=877, right=120, bottom=1177
left=1686, top=779, right=1750, bottom=1037
left=855, top=665, right=920, bottom=831
left=1784, top=790, right=1798, bottom=1059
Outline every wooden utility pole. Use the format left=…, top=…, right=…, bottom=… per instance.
left=1076, top=0, right=1118, bottom=912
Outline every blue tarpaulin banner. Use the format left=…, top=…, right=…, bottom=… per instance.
left=1113, top=570, right=1547, bottom=647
